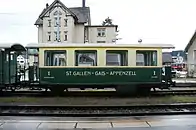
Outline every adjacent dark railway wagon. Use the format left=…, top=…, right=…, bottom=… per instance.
left=24, top=43, right=175, bottom=95
left=0, top=43, right=26, bottom=90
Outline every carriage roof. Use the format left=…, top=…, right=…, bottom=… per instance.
left=25, top=43, right=175, bottom=49
left=0, top=43, right=26, bottom=51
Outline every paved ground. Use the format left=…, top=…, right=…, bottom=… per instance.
left=173, top=78, right=196, bottom=83
left=0, top=115, right=196, bottom=129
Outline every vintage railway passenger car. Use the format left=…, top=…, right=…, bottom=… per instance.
left=26, top=43, right=175, bottom=95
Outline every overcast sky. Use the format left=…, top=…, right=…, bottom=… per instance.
left=0, top=0, right=196, bottom=50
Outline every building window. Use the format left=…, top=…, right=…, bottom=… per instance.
left=97, top=41, right=106, bottom=43
left=75, top=50, right=97, bottom=66
left=48, top=32, right=51, bottom=41
left=48, top=20, right=51, bottom=27
left=64, top=19, right=68, bottom=26
left=59, top=17, right=61, bottom=27
left=106, top=50, right=128, bottom=66
left=53, top=10, right=62, bottom=16
left=64, top=35, right=67, bottom=41
left=48, top=35, right=51, bottom=41
left=54, top=31, right=61, bottom=41
left=64, top=31, right=68, bottom=41
left=194, top=50, right=196, bottom=61
left=54, top=17, right=61, bottom=27
left=54, top=17, right=57, bottom=27
left=97, top=28, right=106, bottom=37
left=136, top=50, right=157, bottom=66
left=54, top=32, right=57, bottom=41
left=44, top=50, right=67, bottom=66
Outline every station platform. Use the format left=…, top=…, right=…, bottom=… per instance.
left=173, top=78, right=196, bottom=83
left=0, top=115, right=196, bottom=130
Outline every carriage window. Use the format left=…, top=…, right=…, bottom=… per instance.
left=44, top=50, right=66, bottom=66
left=136, top=50, right=157, bottom=66
left=106, top=50, right=128, bottom=66
left=75, top=50, right=97, bottom=66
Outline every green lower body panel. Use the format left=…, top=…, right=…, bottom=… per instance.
left=4, top=54, right=17, bottom=85
left=39, top=67, right=162, bottom=85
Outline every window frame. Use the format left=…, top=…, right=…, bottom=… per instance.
left=75, top=50, right=97, bottom=66
left=97, top=41, right=106, bottom=43
left=54, top=17, right=61, bottom=27
left=64, top=35, right=67, bottom=41
left=97, top=28, right=106, bottom=37
left=44, top=50, right=67, bottom=66
left=48, top=20, right=51, bottom=27
left=106, top=50, right=128, bottom=66
left=64, top=31, right=68, bottom=41
left=64, top=19, right=68, bottom=26
left=136, top=50, right=158, bottom=66
left=54, top=31, right=61, bottom=41
left=47, top=32, right=51, bottom=41
left=54, top=17, right=58, bottom=27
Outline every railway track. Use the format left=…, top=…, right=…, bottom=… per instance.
left=173, top=84, right=196, bottom=87
left=153, top=90, right=196, bottom=96
left=0, top=89, right=196, bottom=97
left=0, top=103, right=196, bottom=117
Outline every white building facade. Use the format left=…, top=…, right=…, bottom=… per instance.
left=185, top=31, right=196, bottom=77
left=35, top=0, right=118, bottom=43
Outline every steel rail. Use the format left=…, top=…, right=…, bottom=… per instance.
left=0, top=103, right=196, bottom=117
left=0, top=90, right=196, bottom=97
left=174, top=83, right=196, bottom=87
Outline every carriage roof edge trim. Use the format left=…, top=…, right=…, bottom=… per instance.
left=25, top=43, right=175, bottom=49
left=0, top=43, right=26, bottom=51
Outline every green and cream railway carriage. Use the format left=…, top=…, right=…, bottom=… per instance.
left=26, top=43, right=175, bottom=94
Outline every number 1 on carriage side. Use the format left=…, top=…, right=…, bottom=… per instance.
left=48, top=71, right=51, bottom=76
left=153, top=71, right=156, bottom=76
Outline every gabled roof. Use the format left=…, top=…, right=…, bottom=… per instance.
left=185, top=30, right=196, bottom=52
left=69, top=7, right=90, bottom=24
left=35, top=0, right=90, bottom=25
left=39, top=0, right=78, bottom=20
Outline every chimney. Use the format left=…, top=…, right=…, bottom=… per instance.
left=46, top=3, right=49, bottom=8
left=82, top=0, right=85, bottom=7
